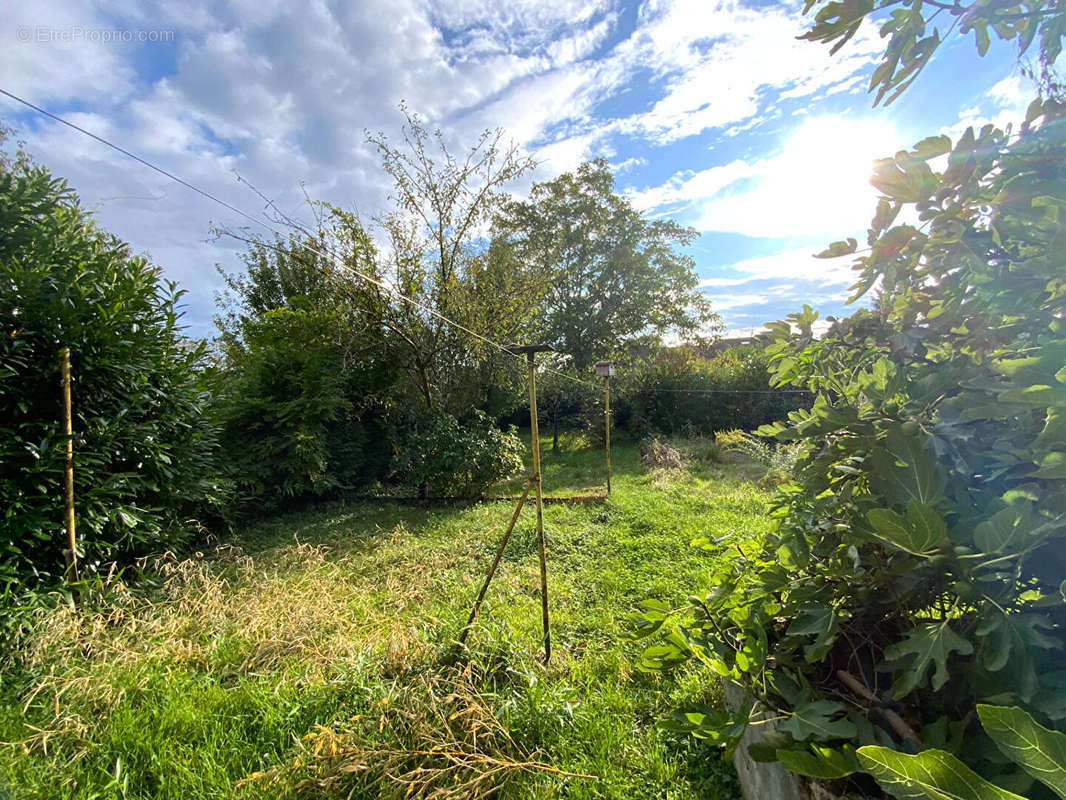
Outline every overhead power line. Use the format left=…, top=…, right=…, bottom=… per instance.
left=0, top=88, right=815, bottom=398
left=0, top=87, right=598, bottom=387
left=647, top=387, right=809, bottom=395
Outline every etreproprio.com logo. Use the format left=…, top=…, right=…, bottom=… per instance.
left=17, top=26, right=175, bottom=44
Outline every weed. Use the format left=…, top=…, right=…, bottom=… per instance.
left=715, top=429, right=800, bottom=481
left=239, top=666, right=597, bottom=799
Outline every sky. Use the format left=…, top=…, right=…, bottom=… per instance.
left=1, top=0, right=1035, bottom=339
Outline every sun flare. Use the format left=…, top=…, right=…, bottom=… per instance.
left=698, top=115, right=905, bottom=239
left=780, top=115, right=901, bottom=204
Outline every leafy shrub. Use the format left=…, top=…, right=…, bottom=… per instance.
left=0, top=155, right=223, bottom=590
left=635, top=103, right=1066, bottom=795
left=398, top=407, right=523, bottom=498
left=216, top=305, right=393, bottom=508
left=521, top=346, right=808, bottom=450
left=614, top=346, right=808, bottom=439
left=214, top=229, right=399, bottom=511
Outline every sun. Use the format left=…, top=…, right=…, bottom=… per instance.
left=699, top=115, right=906, bottom=239
left=772, top=115, right=904, bottom=232
left=780, top=115, right=901, bottom=196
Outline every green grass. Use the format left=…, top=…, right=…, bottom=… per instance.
left=0, top=438, right=770, bottom=799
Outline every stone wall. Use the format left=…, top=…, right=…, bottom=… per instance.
left=724, top=681, right=813, bottom=800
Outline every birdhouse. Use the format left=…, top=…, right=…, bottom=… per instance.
left=595, top=361, right=615, bottom=378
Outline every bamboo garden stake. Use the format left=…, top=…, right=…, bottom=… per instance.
left=59, top=347, right=79, bottom=582
left=457, top=478, right=533, bottom=648
left=595, top=362, right=615, bottom=496
left=525, top=347, right=551, bottom=663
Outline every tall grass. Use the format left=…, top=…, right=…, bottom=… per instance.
left=1, top=441, right=769, bottom=799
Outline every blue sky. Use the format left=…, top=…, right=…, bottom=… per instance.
left=1, top=0, right=1034, bottom=338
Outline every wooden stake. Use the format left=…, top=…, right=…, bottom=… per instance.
left=459, top=344, right=554, bottom=661
left=604, top=375, right=611, bottom=496
left=59, top=347, right=79, bottom=582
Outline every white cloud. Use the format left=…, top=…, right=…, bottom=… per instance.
left=698, top=275, right=759, bottom=288
left=988, top=75, right=1023, bottom=106
left=707, top=292, right=768, bottom=311
left=8, top=0, right=606, bottom=332
left=611, top=155, right=647, bottom=173
left=713, top=247, right=856, bottom=285
left=635, top=115, right=904, bottom=239
left=2, top=2, right=138, bottom=103
left=534, top=128, right=613, bottom=174
left=422, top=0, right=611, bottom=54
left=613, top=0, right=882, bottom=143
left=627, top=158, right=754, bottom=212
left=940, top=72, right=1032, bottom=138
left=693, top=247, right=859, bottom=338
left=546, top=13, right=617, bottom=65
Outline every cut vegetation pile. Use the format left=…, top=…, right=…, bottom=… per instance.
left=639, top=438, right=685, bottom=470
left=1, top=440, right=769, bottom=799
left=240, top=666, right=597, bottom=799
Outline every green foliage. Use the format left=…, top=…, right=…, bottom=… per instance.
left=613, top=346, right=808, bottom=439
left=496, top=159, right=720, bottom=369
left=367, top=107, right=538, bottom=413
left=800, top=0, right=1066, bottom=104
left=397, top=407, right=524, bottom=498
left=216, top=305, right=394, bottom=507
left=521, top=345, right=806, bottom=452
left=979, top=705, right=1066, bottom=798
left=715, top=429, right=801, bottom=480
left=636, top=92, right=1066, bottom=799
left=212, top=112, right=545, bottom=510
left=0, top=155, right=223, bottom=590
left=214, top=224, right=399, bottom=510
left=858, top=705, right=1066, bottom=800
left=213, top=137, right=727, bottom=504
left=857, top=746, right=1026, bottom=800
left=776, top=744, right=862, bottom=779
left=534, top=363, right=603, bottom=452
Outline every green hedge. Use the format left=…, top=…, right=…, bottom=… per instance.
left=612, top=346, right=809, bottom=438
left=0, top=158, right=224, bottom=590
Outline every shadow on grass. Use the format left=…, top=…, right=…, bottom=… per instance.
left=222, top=500, right=444, bottom=559
left=226, top=437, right=636, bottom=557
left=490, top=433, right=641, bottom=498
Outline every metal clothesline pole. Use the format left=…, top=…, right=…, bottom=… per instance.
left=459, top=344, right=554, bottom=663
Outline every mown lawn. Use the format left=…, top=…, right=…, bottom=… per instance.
left=0, top=438, right=770, bottom=799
